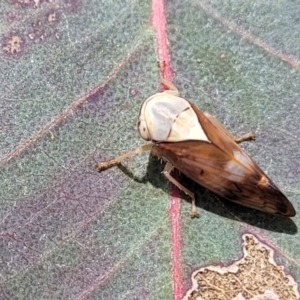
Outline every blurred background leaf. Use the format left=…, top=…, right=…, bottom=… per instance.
left=0, top=0, right=299, bottom=299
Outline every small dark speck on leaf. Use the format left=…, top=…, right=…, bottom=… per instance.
left=2, top=33, right=25, bottom=56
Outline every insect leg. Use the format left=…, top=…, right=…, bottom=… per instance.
left=162, top=162, right=199, bottom=218
left=97, top=144, right=153, bottom=171
left=234, top=132, right=256, bottom=143
left=204, top=113, right=255, bottom=143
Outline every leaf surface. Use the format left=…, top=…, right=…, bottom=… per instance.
left=0, top=1, right=299, bottom=299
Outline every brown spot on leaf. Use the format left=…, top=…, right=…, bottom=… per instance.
left=47, top=11, right=58, bottom=24
left=184, top=234, right=299, bottom=300
left=27, top=10, right=60, bottom=43
left=3, top=34, right=25, bottom=55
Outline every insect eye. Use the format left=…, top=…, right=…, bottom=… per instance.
left=137, top=119, right=151, bottom=141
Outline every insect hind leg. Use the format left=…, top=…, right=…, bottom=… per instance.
left=204, top=113, right=255, bottom=143
left=162, top=162, right=199, bottom=218
left=234, top=132, right=255, bottom=143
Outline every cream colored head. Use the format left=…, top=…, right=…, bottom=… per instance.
left=137, top=91, right=209, bottom=143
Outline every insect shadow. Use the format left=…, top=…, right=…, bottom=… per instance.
left=116, top=153, right=297, bottom=235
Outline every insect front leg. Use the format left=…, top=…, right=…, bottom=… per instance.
left=97, top=144, right=153, bottom=171
left=162, top=162, right=199, bottom=218
left=204, top=113, right=255, bottom=144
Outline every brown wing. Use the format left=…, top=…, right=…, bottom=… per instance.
left=152, top=103, right=295, bottom=217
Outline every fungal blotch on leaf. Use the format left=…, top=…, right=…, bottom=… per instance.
left=184, top=234, right=299, bottom=300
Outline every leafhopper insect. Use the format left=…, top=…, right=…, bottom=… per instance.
left=98, top=79, right=296, bottom=218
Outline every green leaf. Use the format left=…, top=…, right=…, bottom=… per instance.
left=0, top=1, right=299, bottom=299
